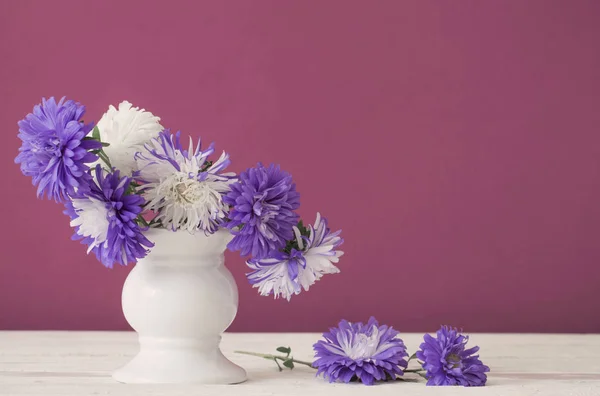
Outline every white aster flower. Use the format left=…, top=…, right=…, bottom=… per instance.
left=95, top=100, right=163, bottom=176
left=247, top=212, right=344, bottom=301
left=136, top=131, right=235, bottom=234
left=68, top=197, right=110, bottom=253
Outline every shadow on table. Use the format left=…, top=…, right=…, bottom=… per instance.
left=493, top=372, right=600, bottom=380
left=0, top=371, right=106, bottom=378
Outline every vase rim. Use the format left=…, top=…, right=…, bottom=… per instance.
left=142, top=227, right=233, bottom=258
left=144, top=227, right=231, bottom=237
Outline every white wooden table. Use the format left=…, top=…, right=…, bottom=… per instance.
left=1, top=332, right=599, bottom=395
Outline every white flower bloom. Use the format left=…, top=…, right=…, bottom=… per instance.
left=297, top=212, right=344, bottom=289
left=247, top=212, right=344, bottom=300
left=95, top=101, right=163, bottom=176
left=136, top=131, right=235, bottom=234
left=248, top=256, right=302, bottom=300
left=69, top=197, right=110, bottom=253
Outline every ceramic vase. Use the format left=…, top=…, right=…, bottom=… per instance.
left=112, top=228, right=247, bottom=384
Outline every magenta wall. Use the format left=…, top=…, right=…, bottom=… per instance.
left=1, top=0, right=599, bottom=333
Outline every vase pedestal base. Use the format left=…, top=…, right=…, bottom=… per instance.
left=112, top=337, right=247, bottom=384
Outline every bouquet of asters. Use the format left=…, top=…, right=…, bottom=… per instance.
left=15, top=97, right=343, bottom=301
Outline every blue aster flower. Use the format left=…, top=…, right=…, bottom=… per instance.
left=313, top=317, right=408, bottom=385
left=64, top=165, right=153, bottom=268
left=224, top=163, right=300, bottom=259
left=416, top=326, right=490, bottom=386
left=15, top=97, right=101, bottom=202
left=247, top=213, right=343, bottom=300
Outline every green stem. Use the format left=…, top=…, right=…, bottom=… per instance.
left=137, top=215, right=149, bottom=227
left=98, top=149, right=112, bottom=169
left=403, top=368, right=426, bottom=373
left=234, top=350, right=315, bottom=368
left=148, top=218, right=163, bottom=228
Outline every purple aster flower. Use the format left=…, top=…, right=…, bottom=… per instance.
left=313, top=317, right=408, bottom=385
left=224, top=163, right=300, bottom=259
left=15, top=97, right=101, bottom=202
left=247, top=212, right=343, bottom=300
left=416, top=326, right=490, bottom=386
left=64, top=165, right=153, bottom=268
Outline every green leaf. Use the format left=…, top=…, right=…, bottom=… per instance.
left=274, top=359, right=283, bottom=372
left=282, top=219, right=313, bottom=254
left=92, top=126, right=100, bottom=141
left=276, top=346, right=291, bottom=355
left=200, top=160, right=214, bottom=172
left=101, top=142, right=110, bottom=147
left=283, top=359, right=294, bottom=369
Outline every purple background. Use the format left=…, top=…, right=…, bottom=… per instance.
left=1, top=0, right=599, bottom=333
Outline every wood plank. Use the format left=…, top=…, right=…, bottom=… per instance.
left=1, top=332, right=599, bottom=395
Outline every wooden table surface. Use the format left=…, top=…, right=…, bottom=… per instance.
left=1, top=332, right=599, bottom=395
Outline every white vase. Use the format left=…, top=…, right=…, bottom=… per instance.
left=112, top=228, right=247, bottom=384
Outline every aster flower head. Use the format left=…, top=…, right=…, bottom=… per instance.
left=95, top=100, right=163, bottom=176
left=416, top=326, right=490, bottom=386
left=15, top=97, right=100, bottom=202
left=135, top=130, right=235, bottom=234
left=313, top=317, right=408, bottom=385
left=247, top=212, right=343, bottom=300
left=224, top=163, right=300, bottom=259
left=64, top=165, right=153, bottom=268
